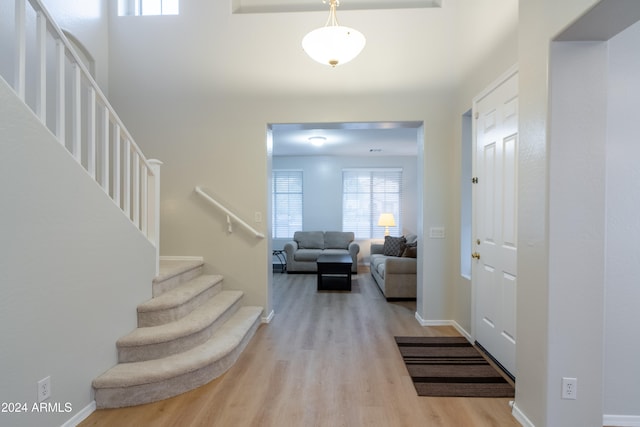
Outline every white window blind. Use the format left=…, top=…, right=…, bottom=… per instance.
left=342, top=169, right=402, bottom=239
left=119, top=0, right=179, bottom=16
left=272, top=170, right=303, bottom=239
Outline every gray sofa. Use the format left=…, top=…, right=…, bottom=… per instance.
left=370, top=234, right=417, bottom=299
left=284, top=231, right=359, bottom=273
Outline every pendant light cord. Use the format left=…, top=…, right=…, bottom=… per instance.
left=324, top=0, right=340, bottom=27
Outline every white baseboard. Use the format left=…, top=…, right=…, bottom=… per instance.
left=261, top=309, right=275, bottom=323
left=62, top=401, right=96, bottom=427
left=159, top=256, right=204, bottom=262
left=511, top=401, right=535, bottom=427
left=451, top=321, right=472, bottom=341
left=603, top=415, right=640, bottom=427
left=413, top=314, right=472, bottom=342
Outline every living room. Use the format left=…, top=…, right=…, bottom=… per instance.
left=270, top=121, right=420, bottom=271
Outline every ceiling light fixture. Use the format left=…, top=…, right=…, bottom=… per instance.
left=308, top=136, right=327, bottom=146
left=302, top=0, right=366, bottom=67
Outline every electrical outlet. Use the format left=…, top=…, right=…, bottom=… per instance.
left=37, top=376, right=51, bottom=403
left=561, top=377, right=577, bottom=400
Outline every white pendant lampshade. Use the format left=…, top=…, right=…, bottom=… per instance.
left=302, top=0, right=366, bottom=67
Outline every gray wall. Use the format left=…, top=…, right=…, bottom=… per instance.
left=272, top=155, right=418, bottom=264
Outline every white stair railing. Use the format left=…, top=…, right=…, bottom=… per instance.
left=195, top=186, right=265, bottom=239
left=2, top=0, right=161, bottom=272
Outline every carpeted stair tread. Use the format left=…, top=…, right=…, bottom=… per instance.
left=118, top=290, right=243, bottom=348
left=154, top=259, right=204, bottom=284
left=139, top=275, right=223, bottom=313
left=137, top=275, right=224, bottom=328
left=94, top=306, right=262, bottom=388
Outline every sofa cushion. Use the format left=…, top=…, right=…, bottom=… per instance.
left=376, top=262, right=386, bottom=278
left=369, top=254, right=386, bottom=277
left=323, top=248, right=351, bottom=257
left=383, top=235, right=406, bottom=257
left=294, top=231, right=324, bottom=249
left=324, top=231, right=354, bottom=249
left=294, top=249, right=324, bottom=262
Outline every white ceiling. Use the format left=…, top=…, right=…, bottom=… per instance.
left=271, top=121, right=421, bottom=156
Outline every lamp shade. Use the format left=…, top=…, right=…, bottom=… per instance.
left=302, top=25, right=366, bottom=67
left=377, top=213, right=396, bottom=227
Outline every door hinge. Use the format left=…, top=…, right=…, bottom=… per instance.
left=475, top=111, right=479, bottom=120
left=472, top=177, right=479, bottom=184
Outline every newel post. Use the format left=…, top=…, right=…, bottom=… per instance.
left=148, top=159, right=163, bottom=275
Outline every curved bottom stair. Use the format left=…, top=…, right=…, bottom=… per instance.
left=93, top=259, right=263, bottom=408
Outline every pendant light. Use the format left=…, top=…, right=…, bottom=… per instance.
left=302, top=0, right=366, bottom=67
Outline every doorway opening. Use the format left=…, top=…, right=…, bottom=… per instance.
left=265, top=120, right=424, bottom=313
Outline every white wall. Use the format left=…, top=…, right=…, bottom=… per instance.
left=548, top=40, right=608, bottom=427
left=516, top=1, right=607, bottom=425
left=0, top=79, right=155, bottom=427
left=272, top=155, right=418, bottom=263
left=42, top=0, right=110, bottom=92
left=517, top=1, right=640, bottom=426
left=604, top=20, right=640, bottom=420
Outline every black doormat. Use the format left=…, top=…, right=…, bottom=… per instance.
left=395, top=336, right=515, bottom=397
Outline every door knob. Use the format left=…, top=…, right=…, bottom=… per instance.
left=471, top=252, right=481, bottom=260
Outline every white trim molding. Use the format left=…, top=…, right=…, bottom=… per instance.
left=262, top=309, right=275, bottom=324
left=511, top=401, right=535, bottom=427
left=159, top=256, right=204, bottom=262
left=414, top=314, right=472, bottom=342
left=62, top=401, right=96, bottom=427
left=603, top=415, right=640, bottom=427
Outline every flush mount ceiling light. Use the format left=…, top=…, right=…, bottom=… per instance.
left=308, top=136, right=327, bottom=146
left=302, top=0, right=366, bottom=67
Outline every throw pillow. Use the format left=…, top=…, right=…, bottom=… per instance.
left=402, top=242, right=417, bottom=258
left=383, top=236, right=406, bottom=257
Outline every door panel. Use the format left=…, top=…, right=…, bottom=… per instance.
left=473, top=69, right=518, bottom=377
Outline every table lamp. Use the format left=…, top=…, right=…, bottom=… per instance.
left=377, top=213, right=396, bottom=236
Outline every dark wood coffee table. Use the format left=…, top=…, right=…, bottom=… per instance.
left=316, top=254, right=353, bottom=291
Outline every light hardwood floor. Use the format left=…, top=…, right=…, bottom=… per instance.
left=80, top=269, right=519, bottom=427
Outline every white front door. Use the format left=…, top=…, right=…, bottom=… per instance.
left=472, top=68, right=518, bottom=377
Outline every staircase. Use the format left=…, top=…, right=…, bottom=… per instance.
left=93, top=259, right=263, bottom=408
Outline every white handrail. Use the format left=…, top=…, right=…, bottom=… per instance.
left=195, top=186, right=265, bottom=239
left=5, top=0, right=161, bottom=270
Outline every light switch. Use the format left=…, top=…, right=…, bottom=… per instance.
left=429, top=227, right=445, bottom=239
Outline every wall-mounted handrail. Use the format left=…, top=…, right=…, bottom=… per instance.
left=4, top=0, right=161, bottom=272
left=195, top=186, right=265, bottom=239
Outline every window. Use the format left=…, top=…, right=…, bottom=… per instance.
left=272, top=170, right=303, bottom=239
left=118, top=0, right=179, bottom=16
left=342, top=169, right=402, bottom=239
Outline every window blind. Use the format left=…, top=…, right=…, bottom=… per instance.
left=272, top=170, right=303, bottom=239
left=342, top=169, right=402, bottom=239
